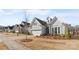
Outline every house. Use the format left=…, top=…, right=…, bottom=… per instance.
left=47, top=16, right=72, bottom=36
left=74, top=25, right=79, bottom=35
left=13, top=24, right=21, bottom=33
left=21, top=21, right=30, bottom=34
left=13, top=21, right=30, bottom=34
left=8, top=26, right=14, bottom=32
left=3, top=26, right=8, bottom=32
left=4, top=26, right=14, bottom=32
left=0, top=26, right=4, bottom=32
left=30, top=17, right=48, bottom=36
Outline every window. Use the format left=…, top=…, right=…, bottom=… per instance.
left=58, top=27, right=60, bottom=34
left=55, top=27, right=57, bottom=34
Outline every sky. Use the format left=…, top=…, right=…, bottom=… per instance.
left=0, top=9, right=79, bottom=26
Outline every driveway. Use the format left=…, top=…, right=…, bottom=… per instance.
left=0, top=34, right=31, bottom=50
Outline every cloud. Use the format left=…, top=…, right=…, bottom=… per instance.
left=26, top=9, right=49, bottom=14
left=0, top=10, right=4, bottom=13
left=0, top=9, right=24, bottom=15
left=0, top=9, right=78, bottom=26
left=25, top=9, right=79, bottom=19
left=24, top=9, right=51, bottom=22
left=25, top=9, right=52, bottom=17
left=25, top=10, right=75, bottom=21
left=55, top=13, right=78, bottom=17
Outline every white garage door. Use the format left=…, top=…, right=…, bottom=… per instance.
left=32, top=30, right=42, bottom=36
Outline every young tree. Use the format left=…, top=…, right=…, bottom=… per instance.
left=24, top=10, right=28, bottom=40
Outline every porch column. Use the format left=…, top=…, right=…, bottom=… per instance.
left=49, top=25, right=52, bottom=35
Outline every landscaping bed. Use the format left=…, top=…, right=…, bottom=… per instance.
left=16, top=36, right=79, bottom=50
left=36, top=35, right=79, bottom=40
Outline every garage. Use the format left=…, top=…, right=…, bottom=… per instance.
left=32, top=30, right=42, bottom=36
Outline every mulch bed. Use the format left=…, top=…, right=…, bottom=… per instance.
left=35, top=35, right=79, bottom=40
left=20, top=39, right=33, bottom=42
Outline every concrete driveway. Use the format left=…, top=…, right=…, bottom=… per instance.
left=0, top=34, right=31, bottom=50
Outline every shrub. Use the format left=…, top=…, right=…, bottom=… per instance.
left=65, top=30, right=71, bottom=39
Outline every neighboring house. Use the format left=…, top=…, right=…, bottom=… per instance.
left=21, top=21, right=30, bottom=34
left=19, top=24, right=25, bottom=33
left=4, top=26, right=8, bottom=32
left=47, top=16, right=72, bottom=35
left=4, top=26, right=14, bottom=32
left=30, top=17, right=48, bottom=36
left=74, top=25, right=79, bottom=35
left=0, top=26, right=4, bottom=32
left=8, top=26, right=14, bottom=32
left=13, top=24, right=21, bottom=33
left=13, top=21, right=30, bottom=34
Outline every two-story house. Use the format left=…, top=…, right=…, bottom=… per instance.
left=30, top=17, right=48, bottom=36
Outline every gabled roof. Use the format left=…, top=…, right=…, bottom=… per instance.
left=31, top=17, right=47, bottom=27
left=62, top=23, right=73, bottom=30
left=75, top=25, right=79, bottom=28
left=15, top=24, right=19, bottom=27
left=48, top=16, right=58, bottom=25
left=8, top=26, right=14, bottom=29
left=48, top=16, right=72, bottom=28
left=19, top=24, right=24, bottom=27
left=4, top=26, right=14, bottom=29
left=4, top=27, right=8, bottom=29
left=22, top=21, right=30, bottom=25
left=62, top=23, right=71, bottom=27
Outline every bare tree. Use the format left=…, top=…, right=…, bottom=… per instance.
left=24, top=10, right=28, bottom=40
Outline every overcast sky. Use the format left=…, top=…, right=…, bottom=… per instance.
left=0, top=9, right=79, bottom=26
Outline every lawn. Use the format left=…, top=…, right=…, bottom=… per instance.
left=2, top=32, right=79, bottom=50
left=17, top=37, right=79, bottom=50
left=0, top=42, right=8, bottom=50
